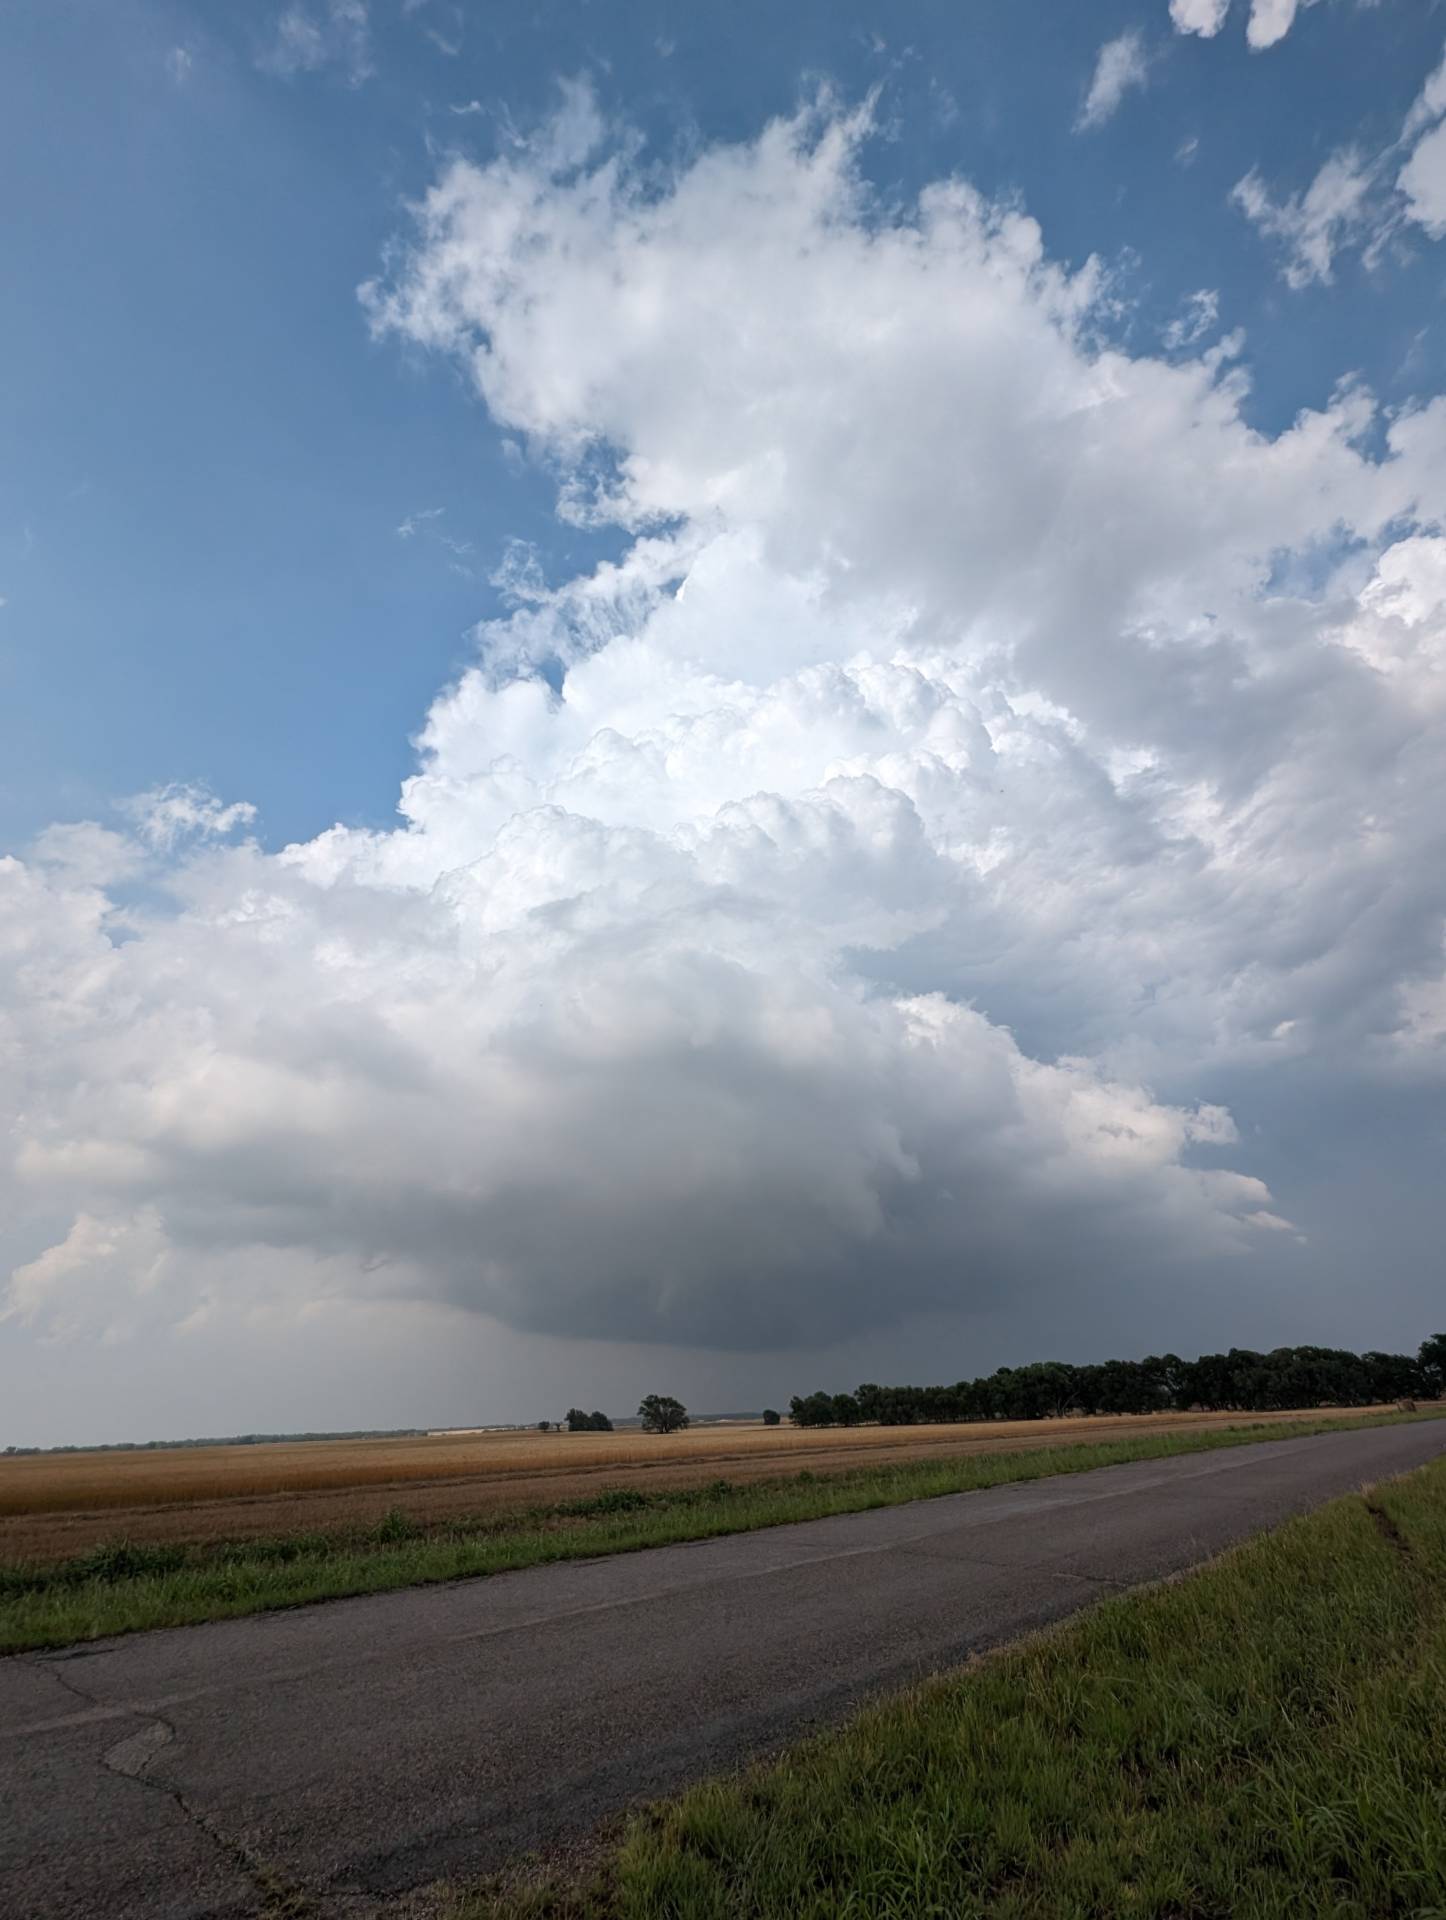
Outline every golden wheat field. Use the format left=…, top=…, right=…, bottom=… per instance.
left=0, top=1404, right=1403, bottom=1564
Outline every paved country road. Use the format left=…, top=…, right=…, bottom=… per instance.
left=5, top=1421, right=1445, bottom=1920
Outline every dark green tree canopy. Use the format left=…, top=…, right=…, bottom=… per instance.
left=1419, top=1333, right=1446, bottom=1397
left=790, top=1337, right=1442, bottom=1426
left=638, top=1393, right=689, bottom=1434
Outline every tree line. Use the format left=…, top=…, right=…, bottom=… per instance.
left=788, top=1335, right=1446, bottom=1428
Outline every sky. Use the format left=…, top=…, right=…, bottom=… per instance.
left=3, top=0, right=1445, bottom=1445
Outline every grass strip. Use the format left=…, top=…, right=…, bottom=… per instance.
left=1, top=1409, right=1440, bottom=1655
left=464, top=1452, right=1446, bottom=1920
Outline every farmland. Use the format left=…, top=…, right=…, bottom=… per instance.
left=0, top=1401, right=1421, bottom=1565
left=3, top=1406, right=1442, bottom=1652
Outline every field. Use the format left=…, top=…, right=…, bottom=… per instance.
left=466, top=1453, right=1446, bottom=1920
left=0, top=1403, right=1415, bottom=1563
left=2, top=1407, right=1442, bottom=1653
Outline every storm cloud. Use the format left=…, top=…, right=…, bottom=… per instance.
left=5, top=89, right=1446, bottom=1364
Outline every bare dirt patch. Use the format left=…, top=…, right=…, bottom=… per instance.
left=0, top=1405, right=1407, bottom=1564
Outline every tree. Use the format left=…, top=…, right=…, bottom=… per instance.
left=854, top=1382, right=884, bottom=1423
left=565, top=1407, right=591, bottom=1432
left=639, top=1393, right=689, bottom=1434
left=537, top=1420, right=552, bottom=1432
left=588, top=1410, right=614, bottom=1431
left=1420, top=1334, right=1446, bottom=1399
left=1361, top=1351, right=1420, bottom=1402
left=787, top=1330, right=1445, bottom=1433
left=761, top=1408, right=781, bottom=1426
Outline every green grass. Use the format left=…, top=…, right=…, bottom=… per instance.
left=462, top=1452, right=1446, bottom=1920
left=1, top=1409, right=1440, bottom=1655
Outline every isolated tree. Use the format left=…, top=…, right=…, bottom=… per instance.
left=639, top=1393, right=689, bottom=1434
left=537, top=1420, right=552, bottom=1432
left=761, top=1408, right=781, bottom=1426
left=588, top=1410, right=614, bottom=1431
left=565, top=1407, right=592, bottom=1432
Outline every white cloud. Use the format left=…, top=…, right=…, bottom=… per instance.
left=1336, top=533, right=1446, bottom=704
left=260, top=0, right=373, bottom=86
left=1399, top=122, right=1446, bottom=236
left=1402, top=50, right=1446, bottom=144
left=30, top=822, right=146, bottom=889
left=1398, top=54, right=1446, bottom=238
left=397, top=506, right=474, bottom=574
left=6, top=89, right=1446, bottom=1363
left=1229, top=147, right=1374, bottom=284
left=1245, top=0, right=1307, bottom=50
left=1232, top=148, right=1376, bottom=285
left=165, top=46, right=193, bottom=86
left=1163, top=287, right=1220, bottom=349
left=397, top=506, right=445, bottom=537
left=1170, top=0, right=1231, bottom=36
left=1169, top=0, right=1319, bottom=45
left=1234, top=44, right=1446, bottom=282
left=1078, top=32, right=1150, bottom=132
left=119, top=784, right=257, bottom=853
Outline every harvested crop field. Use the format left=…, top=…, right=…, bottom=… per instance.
left=0, top=1404, right=1408, bottom=1564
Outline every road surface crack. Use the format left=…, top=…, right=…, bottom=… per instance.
left=26, top=1652, right=100, bottom=1711
left=85, top=1702, right=320, bottom=1918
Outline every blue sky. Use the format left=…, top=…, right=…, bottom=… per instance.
left=4, top=1, right=1446, bottom=1443
left=4, top=0, right=1442, bottom=853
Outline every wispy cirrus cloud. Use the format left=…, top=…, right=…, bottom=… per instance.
left=1077, top=31, right=1150, bottom=131
left=1232, top=148, right=1376, bottom=285
left=1162, top=287, right=1220, bottom=349
left=396, top=506, right=474, bottom=574
left=260, top=0, right=373, bottom=87
left=396, top=506, right=445, bottom=538
left=1233, top=47, right=1446, bottom=284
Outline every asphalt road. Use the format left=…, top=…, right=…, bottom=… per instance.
left=4, top=1420, right=1444, bottom=1919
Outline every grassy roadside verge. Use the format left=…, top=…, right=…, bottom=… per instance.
left=465, top=1452, right=1446, bottom=1920
left=2, top=1408, right=1441, bottom=1655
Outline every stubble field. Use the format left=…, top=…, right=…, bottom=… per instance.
left=0, top=1403, right=1407, bottom=1564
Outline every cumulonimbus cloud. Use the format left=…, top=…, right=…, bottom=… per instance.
left=4, top=88, right=1446, bottom=1354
